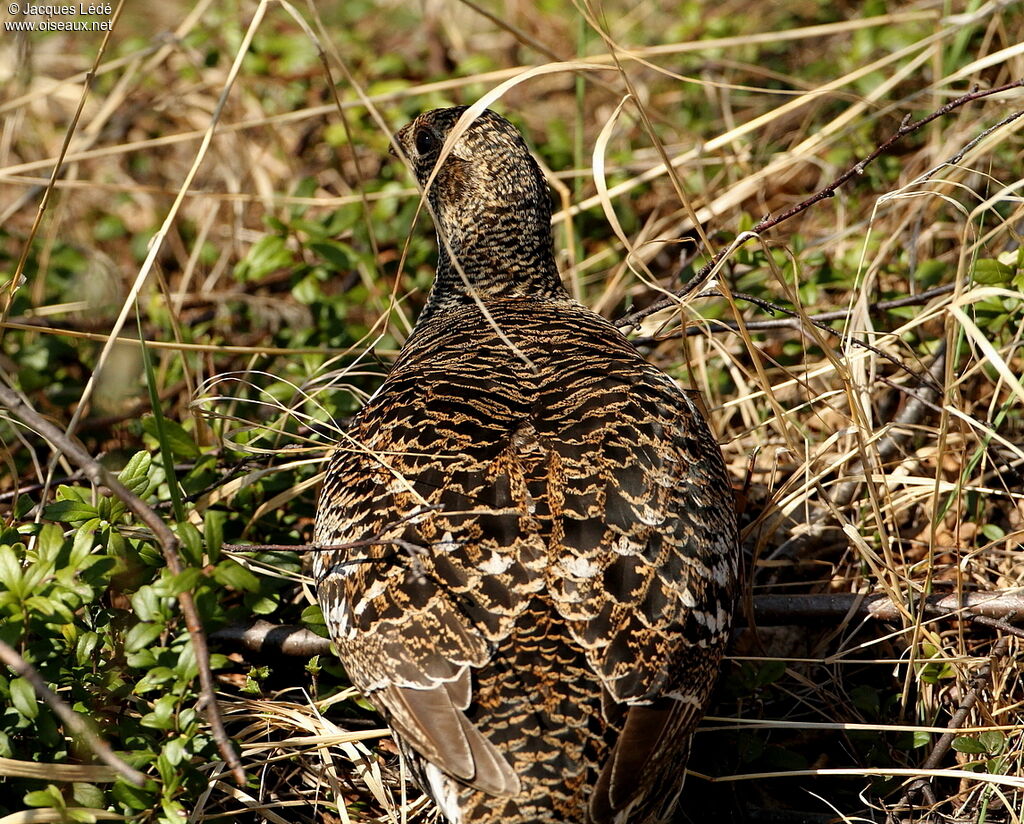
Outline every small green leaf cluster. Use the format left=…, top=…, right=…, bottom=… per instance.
left=0, top=444, right=308, bottom=822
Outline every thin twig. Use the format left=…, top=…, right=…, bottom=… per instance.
left=635, top=286, right=952, bottom=388
left=615, top=79, right=1024, bottom=331
left=0, top=381, right=245, bottom=785
left=0, top=638, right=147, bottom=786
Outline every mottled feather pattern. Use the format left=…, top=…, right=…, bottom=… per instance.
left=314, top=107, right=739, bottom=823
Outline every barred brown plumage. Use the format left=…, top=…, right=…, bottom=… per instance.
left=313, top=106, right=739, bottom=824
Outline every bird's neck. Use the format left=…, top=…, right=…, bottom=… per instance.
left=419, top=217, right=565, bottom=321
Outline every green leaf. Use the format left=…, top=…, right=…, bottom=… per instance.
left=207, top=654, right=229, bottom=670
left=978, top=730, right=1005, bottom=754
left=125, top=648, right=157, bottom=669
left=754, top=659, right=786, bottom=687
left=142, top=694, right=178, bottom=730
left=10, top=676, right=39, bottom=720
left=913, top=259, right=947, bottom=286
left=141, top=417, right=199, bottom=460
left=25, top=595, right=75, bottom=623
left=203, top=510, right=225, bottom=563
left=919, top=657, right=955, bottom=683
left=21, top=558, right=52, bottom=595
left=112, top=777, right=154, bottom=810
left=973, top=258, right=1015, bottom=284
left=36, top=522, right=66, bottom=558
left=56, top=485, right=92, bottom=504
left=117, top=451, right=153, bottom=493
left=249, top=595, right=279, bottom=615
left=0, top=616, right=24, bottom=647
left=175, top=521, right=204, bottom=567
left=69, top=524, right=96, bottom=568
left=71, top=782, right=105, bottom=808
left=125, top=621, right=164, bottom=653
left=952, top=735, right=987, bottom=754
left=164, top=566, right=202, bottom=596
left=43, top=500, right=99, bottom=523
left=161, top=798, right=186, bottom=821
left=234, top=235, right=294, bottom=282
left=291, top=272, right=323, bottom=304
left=130, top=586, right=162, bottom=623
left=0, top=544, right=23, bottom=592
left=213, top=559, right=261, bottom=593
left=910, top=730, right=931, bottom=748
left=76, top=632, right=100, bottom=664
left=163, top=737, right=186, bottom=766
left=134, top=666, right=175, bottom=692
left=309, top=240, right=354, bottom=270
left=980, top=523, right=1005, bottom=542
left=175, top=637, right=197, bottom=681
left=301, top=603, right=326, bottom=627
left=23, top=784, right=64, bottom=807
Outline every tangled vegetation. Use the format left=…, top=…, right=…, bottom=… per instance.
left=1, top=1, right=1022, bottom=822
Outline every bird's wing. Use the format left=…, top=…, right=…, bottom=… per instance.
left=313, top=378, right=544, bottom=797
left=537, top=369, right=738, bottom=818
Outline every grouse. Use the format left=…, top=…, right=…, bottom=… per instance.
left=313, top=106, right=739, bottom=824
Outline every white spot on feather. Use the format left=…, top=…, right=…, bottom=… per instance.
left=613, top=535, right=641, bottom=556
left=326, top=598, right=352, bottom=638
left=353, top=578, right=387, bottom=614
left=436, top=531, right=459, bottom=553
left=635, top=506, right=664, bottom=526
left=558, top=554, right=601, bottom=579
left=479, top=551, right=513, bottom=575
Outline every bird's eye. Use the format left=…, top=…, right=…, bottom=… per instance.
left=415, top=127, right=438, bottom=155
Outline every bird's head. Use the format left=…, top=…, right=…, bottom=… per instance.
left=393, top=107, right=554, bottom=265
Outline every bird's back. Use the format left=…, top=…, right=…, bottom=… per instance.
left=314, top=295, right=737, bottom=823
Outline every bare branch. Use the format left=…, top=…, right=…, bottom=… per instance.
left=749, top=592, right=1024, bottom=628
left=211, top=620, right=331, bottom=657
left=211, top=591, right=1024, bottom=658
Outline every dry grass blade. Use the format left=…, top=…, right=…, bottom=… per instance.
left=1, top=1, right=1022, bottom=821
